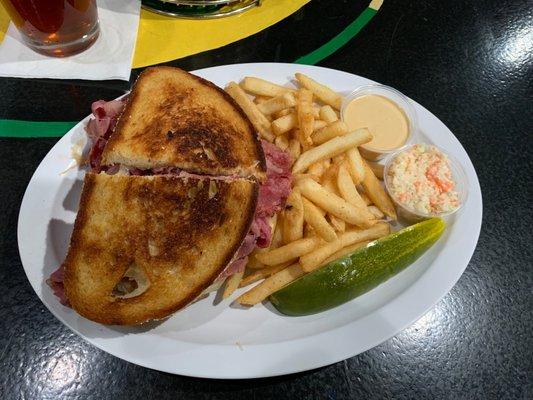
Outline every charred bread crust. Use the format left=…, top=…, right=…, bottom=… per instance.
left=102, top=66, right=266, bottom=181
left=63, top=172, right=258, bottom=325
left=138, top=177, right=259, bottom=325
left=181, top=68, right=267, bottom=177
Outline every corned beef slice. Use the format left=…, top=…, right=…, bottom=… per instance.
left=86, top=98, right=126, bottom=172
left=217, top=143, right=292, bottom=280
left=47, top=264, right=69, bottom=306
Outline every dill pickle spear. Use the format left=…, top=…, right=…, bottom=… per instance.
left=270, top=218, right=446, bottom=316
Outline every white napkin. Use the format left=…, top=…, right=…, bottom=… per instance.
left=0, top=0, right=141, bottom=81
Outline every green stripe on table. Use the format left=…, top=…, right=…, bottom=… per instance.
left=294, top=6, right=378, bottom=65
left=0, top=119, right=78, bottom=138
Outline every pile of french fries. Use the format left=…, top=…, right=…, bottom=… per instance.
left=223, top=74, right=398, bottom=304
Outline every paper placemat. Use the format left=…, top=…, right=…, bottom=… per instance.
left=0, top=0, right=141, bottom=81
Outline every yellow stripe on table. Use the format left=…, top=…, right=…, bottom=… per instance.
left=133, top=0, right=309, bottom=68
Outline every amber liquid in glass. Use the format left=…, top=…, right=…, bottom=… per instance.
left=0, top=0, right=99, bottom=57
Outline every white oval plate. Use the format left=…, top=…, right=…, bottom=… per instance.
left=18, top=63, right=482, bottom=379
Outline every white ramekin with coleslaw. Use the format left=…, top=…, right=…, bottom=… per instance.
left=384, top=143, right=468, bottom=221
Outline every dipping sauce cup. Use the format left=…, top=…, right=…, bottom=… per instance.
left=341, top=84, right=418, bottom=161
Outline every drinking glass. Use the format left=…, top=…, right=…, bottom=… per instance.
left=0, top=0, right=100, bottom=57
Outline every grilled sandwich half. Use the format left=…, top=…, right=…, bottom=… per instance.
left=64, top=173, right=257, bottom=325
left=62, top=67, right=266, bottom=325
left=101, top=66, right=266, bottom=179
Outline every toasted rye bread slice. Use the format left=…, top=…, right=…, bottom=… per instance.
left=63, top=172, right=258, bottom=325
left=101, top=66, right=266, bottom=180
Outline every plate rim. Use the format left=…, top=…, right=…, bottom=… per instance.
left=17, top=62, right=483, bottom=379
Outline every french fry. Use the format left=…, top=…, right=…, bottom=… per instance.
left=270, top=220, right=284, bottom=249
left=321, top=176, right=346, bottom=232
left=307, top=163, right=322, bottom=177
left=271, top=114, right=326, bottom=136
left=225, top=82, right=274, bottom=142
left=255, top=237, right=322, bottom=266
left=246, top=254, right=265, bottom=269
left=321, top=158, right=332, bottom=170
left=333, top=154, right=347, bottom=165
left=298, top=178, right=377, bottom=228
left=272, top=108, right=292, bottom=119
left=288, top=139, right=301, bottom=163
left=313, top=120, right=328, bottom=131
left=366, top=160, right=384, bottom=180
left=291, top=128, right=300, bottom=141
left=307, top=160, right=328, bottom=178
left=321, top=240, right=371, bottom=266
left=368, top=205, right=385, bottom=219
left=293, top=173, right=320, bottom=184
left=272, top=113, right=297, bottom=135
left=239, top=262, right=291, bottom=288
left=312, top=104, right=321, bottom=118
left=300, top=223, right=390, bottom=272
left=222, top=270, right=244, bottom=299
left=304, top=223, right=315, bottom=238
left=321, top=163, right=339, bottom=185
left=337, top=164, right=376, bottom=223
left=346, top=147, right=366, bottom=184
left=319, top=105, right=338, bottom=123
left=295, top=73, right=342, bottom=109
left=275, top=134, right=289, bottom=150
left=361, top=163, right=397, bottom=219
left=247, top=250, right=271, bottom=271
left=308, top=159, right=330, bottom=180
left=237, top=264, right=305, bottom=306
left=241, top=77, right=294, bottom=97
left=321, top=172, right=339, bottom=195
left=302, top=197, right=337, bottom=242
left=311, top=121, right=349, bottom=145
left=282, top=189, right=304, bottom=243
left=254, top=95, right=271, bottom=104
left=328, top=213, right=346, bottom=232
left=297, top=89, right=314, bottom=146
left=360, top=191, right=372, bottom=205
left=257, top=92, right=297, bottom=115
left=292, top=129, right=372, bottom=174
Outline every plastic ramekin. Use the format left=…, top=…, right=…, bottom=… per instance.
left=383, top=144, right=469, bottom=222
left=341, top=84, right=419, bottom=161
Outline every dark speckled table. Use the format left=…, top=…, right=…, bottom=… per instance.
left=1, top=1, right=532, bottom=399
